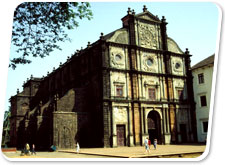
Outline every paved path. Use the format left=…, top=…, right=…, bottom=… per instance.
left=2, top=151, right=111, bottom=159
left=2, top=144, right=206, bottom=159
left=59, top=144, right=206, bottom=158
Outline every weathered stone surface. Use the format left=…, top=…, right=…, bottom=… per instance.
left=53, top=112, right=77, bottom=149
left=57, top=89, right=75, bottom=112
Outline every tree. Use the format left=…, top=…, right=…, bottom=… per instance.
left=10, top=2, right=93, bottom=69
left=2, top=109, right=11, bottom=147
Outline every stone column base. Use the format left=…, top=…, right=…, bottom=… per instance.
left=128, top=134, right=134, bottom=147
left=164, top=133, right=171, bottom=144
left=112, top=135, right=117, bottom=147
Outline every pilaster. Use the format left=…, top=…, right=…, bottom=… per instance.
left=128, top=104, right=134, bottom=146
left=103, top=102, right=111, bottom=147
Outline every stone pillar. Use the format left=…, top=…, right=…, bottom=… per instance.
left=103, top=102, right=111, bottom=147
left=169, top=105, right=177, bottom=143
left=160, top=109, right=164, bottom=144
left=133, top=103, right=141, bottom=145
left=112, top=106, right=117, bottom=147
left=163, top=107, right=171, bottom=144
left=185, top=49, right=197, bottom=142
left=166, top=108, right=170, bottom=133
left=160, top=16, right=168, bottom=51
left=141, top=107, right=148, bottom=144
left=144, top=108, right=148, bottom=135
left=140, top=106, right=144, bottom=145
left=162, top=107, right=166, bottom=144
left=162, top=107, right=166, bottom=133
left=128, top=104, right=134, bottom=146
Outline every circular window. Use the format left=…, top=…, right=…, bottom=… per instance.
left=115, top=54, right=122, bottom=61
left=146, top=58, right=154, bottom=66
left=175, top=62, right=181, bottom=69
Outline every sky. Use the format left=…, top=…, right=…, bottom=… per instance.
left=3, top=2, right=220, bottom=111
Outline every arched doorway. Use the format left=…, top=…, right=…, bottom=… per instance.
left=147, top=110, right=162, bottom=144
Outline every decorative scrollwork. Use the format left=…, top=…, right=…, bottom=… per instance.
left=139, top=23, right=157, bottom=49
left=142, top=53, right=157, bottom=72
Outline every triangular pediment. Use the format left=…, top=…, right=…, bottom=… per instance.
left=135, top=11, right=160, bottom=23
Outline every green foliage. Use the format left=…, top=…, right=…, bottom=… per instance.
left=2, top=109, right=11, bottom=147
left=10, top=2, right=93, bottom=69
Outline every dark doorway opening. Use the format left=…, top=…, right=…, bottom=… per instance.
left=117, top=125, right=126, bottom=146
left=180, top=124, right=187, bottom=143
left=147, top=110, right=162, bottom=144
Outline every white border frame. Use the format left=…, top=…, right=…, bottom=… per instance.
left=0, top=0, right=222, bottom=163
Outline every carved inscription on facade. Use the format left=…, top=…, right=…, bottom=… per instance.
left=138, top=23, right=158, bottom=49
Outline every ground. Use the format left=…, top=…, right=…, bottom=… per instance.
left=2, top=144, right=206, bottom=160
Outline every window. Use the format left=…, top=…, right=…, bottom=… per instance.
left=146, top=58, right=154, bottom=67
left=116, top=85, right=123, bottom=97
left=177, top=89, right=184, bottom=100
left=115, top=54, right=122, bottom=61
left=200, top=95, right=207, bottom=107
left=148, top=88, right=156, bottom=101
left=198, top=73, right=204, bottom=84
left=202, top=121, right=208, bottom=133
left=175, top=62, right=181, bottom=69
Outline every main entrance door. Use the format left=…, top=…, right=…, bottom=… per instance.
left=117, top=125, right=125, bottom=146
left=147, top=110, right=161, bottom=144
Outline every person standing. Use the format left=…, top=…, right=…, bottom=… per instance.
left=25, top=143, right=30, bottom=155
left=76, top=142, right=80, bottom=154
left=144, top=137, right=149, bottom=153
left=31, top=144, right=36, bottom=155
left=154, top=139, right=157, bottom=150
left=148, top=138, right=151, bottom=150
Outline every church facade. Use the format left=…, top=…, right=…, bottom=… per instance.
left=10, top=6, right=196, bottom=149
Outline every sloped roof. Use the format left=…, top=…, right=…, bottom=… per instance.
left=135, top=11, right=161, bottom=23
left=191, top=54, right=215, bottom=70
left=102, top=28, right=124, bottom=40
left=167, top=37, right=184, bottom=54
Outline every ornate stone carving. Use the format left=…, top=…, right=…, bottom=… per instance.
left=143, top=76, right=159, bottom=89
left=114, top=75, right=125, bottom=84
left=110, top=47, right=125, bottom=69
left=142, top=53, right=157, bottom=72
left=171, top=57, right=183, bottom=74
left=138, top=23, right=157, bottom=49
